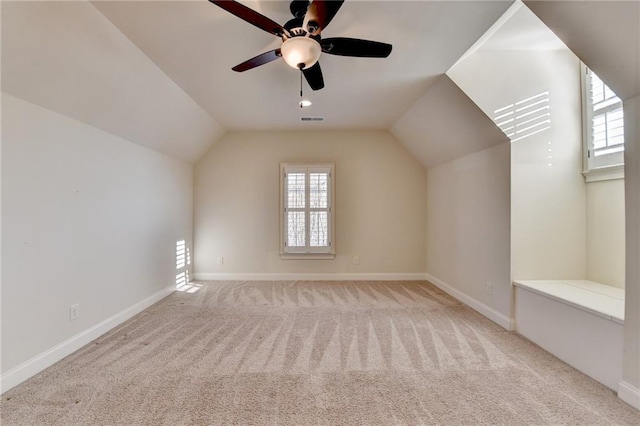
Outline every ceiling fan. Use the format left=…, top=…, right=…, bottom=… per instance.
left=209, top=0, right=393, bottom=90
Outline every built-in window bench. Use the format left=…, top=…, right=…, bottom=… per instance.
left=513, top=280, right=624, bottom=391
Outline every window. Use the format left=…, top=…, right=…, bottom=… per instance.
left=280, top=163, right=335, bottom=258
left=582, top=64, right=625, bottom=180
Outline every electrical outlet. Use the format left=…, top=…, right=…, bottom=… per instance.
left=217, top=256, right=224, bottom=265
left=353, top=256, right=360, bottom=265
left=485, top=282, right=493, bottom=295
left=70, top=304, right=80, bottom=321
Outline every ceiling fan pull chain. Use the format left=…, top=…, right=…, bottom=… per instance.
left=298, top=69, right=312, bottom=108
left=300, top=69, right=303, bottom=99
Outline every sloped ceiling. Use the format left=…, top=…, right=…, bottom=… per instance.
left=93, top=0, right=512, bottom=131
left=2, top=1, right=637, bottom=169
left=2, top=0, right=513, bottom=167
left=479, top=1, right=568, bottom=52
left=1, top=1, right=224, bottom=163
left=524, top=0, right=639, bottom=100
left=390, top=74, right=509, bottom=168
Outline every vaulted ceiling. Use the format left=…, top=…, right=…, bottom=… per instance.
left=2, top=1, right=638, bottom=166
left=1, top=0, right=510, bottom=164
left=92, top=0, right=510, bottom=131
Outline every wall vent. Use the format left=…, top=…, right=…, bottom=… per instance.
left=300, top=116, right=325, bottom=122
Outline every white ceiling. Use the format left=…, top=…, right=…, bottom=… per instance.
left=92, top=0, right=512, bottom=131
left=7, top=1, right=635, bottom=168
left=391, top=75, right=509, bottom=168
left=1, top=1, right=225, bottom=162
left=524, top=0, right=639, bottom=101
left=479, top=3, right=568, bottom=52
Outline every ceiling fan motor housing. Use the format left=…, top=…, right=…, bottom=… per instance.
left=283, top=18, right=319, bottom=39
left=289, top=0, right=310, bottom=19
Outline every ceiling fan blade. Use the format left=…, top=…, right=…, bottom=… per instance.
left=302, top=62, right=325, bottom=91
left=209, top=0, right=287, bottom=37
left=303, top=0, right=345, bottom=36
left=321, top=37, right=392, bottom=58
left=232, top=49, right=282, bottom=72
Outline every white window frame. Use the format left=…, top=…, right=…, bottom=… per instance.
left=279, top=163, right=335, bottom=259
left=581, top=63, right=624, bottom=182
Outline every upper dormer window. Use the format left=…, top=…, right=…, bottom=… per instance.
left=582, top=64, right=624, bottom=180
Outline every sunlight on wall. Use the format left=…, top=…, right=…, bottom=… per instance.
left=494, top=91, right=551, bottom=143
left=175, top=239, right=200, bottom=293
left=176, top=240, right=186, bottom=269
left=176, top=271, right=187, bottom=287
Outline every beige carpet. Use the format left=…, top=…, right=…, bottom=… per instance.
left=2, top=280, right=638, bottom=425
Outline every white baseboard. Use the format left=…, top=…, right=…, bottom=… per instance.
left=426, top=273, right=513, bottom=331
left=193, top=272, right=428, bottom=281
left=618, top=381, right=640, bottom=410
left=0, top=285, right=175, bottom=394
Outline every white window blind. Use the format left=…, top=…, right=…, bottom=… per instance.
left=584, top=66, right=624, bottom=171
left=281, top=163, right=334, bottom=256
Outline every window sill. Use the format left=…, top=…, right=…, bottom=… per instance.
left=582, top=164, right=624, bottom=182
left=280, top=253, right=336, bottom=260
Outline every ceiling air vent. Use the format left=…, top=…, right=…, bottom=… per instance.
left=300, top=116, right=325, bottom=122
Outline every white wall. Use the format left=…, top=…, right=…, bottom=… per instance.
left=1, top=94, right=193, bottom=385
left=449, top=50, right=587, bottom=281
left=426, top=143, right=512, bottom=326
left=586, top=179, right=626, bottom=288
left=622, top=95, right=640, bottom=398
left=519, top=0, right=639, bottom=407
left=193, top=131, right=427, bottom=276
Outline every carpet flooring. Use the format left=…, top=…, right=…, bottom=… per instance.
left=1, top=280, right=639, bottom=425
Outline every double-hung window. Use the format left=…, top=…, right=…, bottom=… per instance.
left=582, top=64, right=625, bottom=180
left=280, top=163, right=335, bottom=258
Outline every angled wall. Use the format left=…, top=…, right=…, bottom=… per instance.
left=1, top=94, right=193, bottom=392
left=1, top=1, right=224, bottom=162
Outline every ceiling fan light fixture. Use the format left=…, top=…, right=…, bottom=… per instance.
left=281, top=37, right=321, bottom=69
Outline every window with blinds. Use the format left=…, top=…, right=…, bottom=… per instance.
left=280, top=163, right=335, bottom=257
left=583, top=65, right=625, bottom=172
